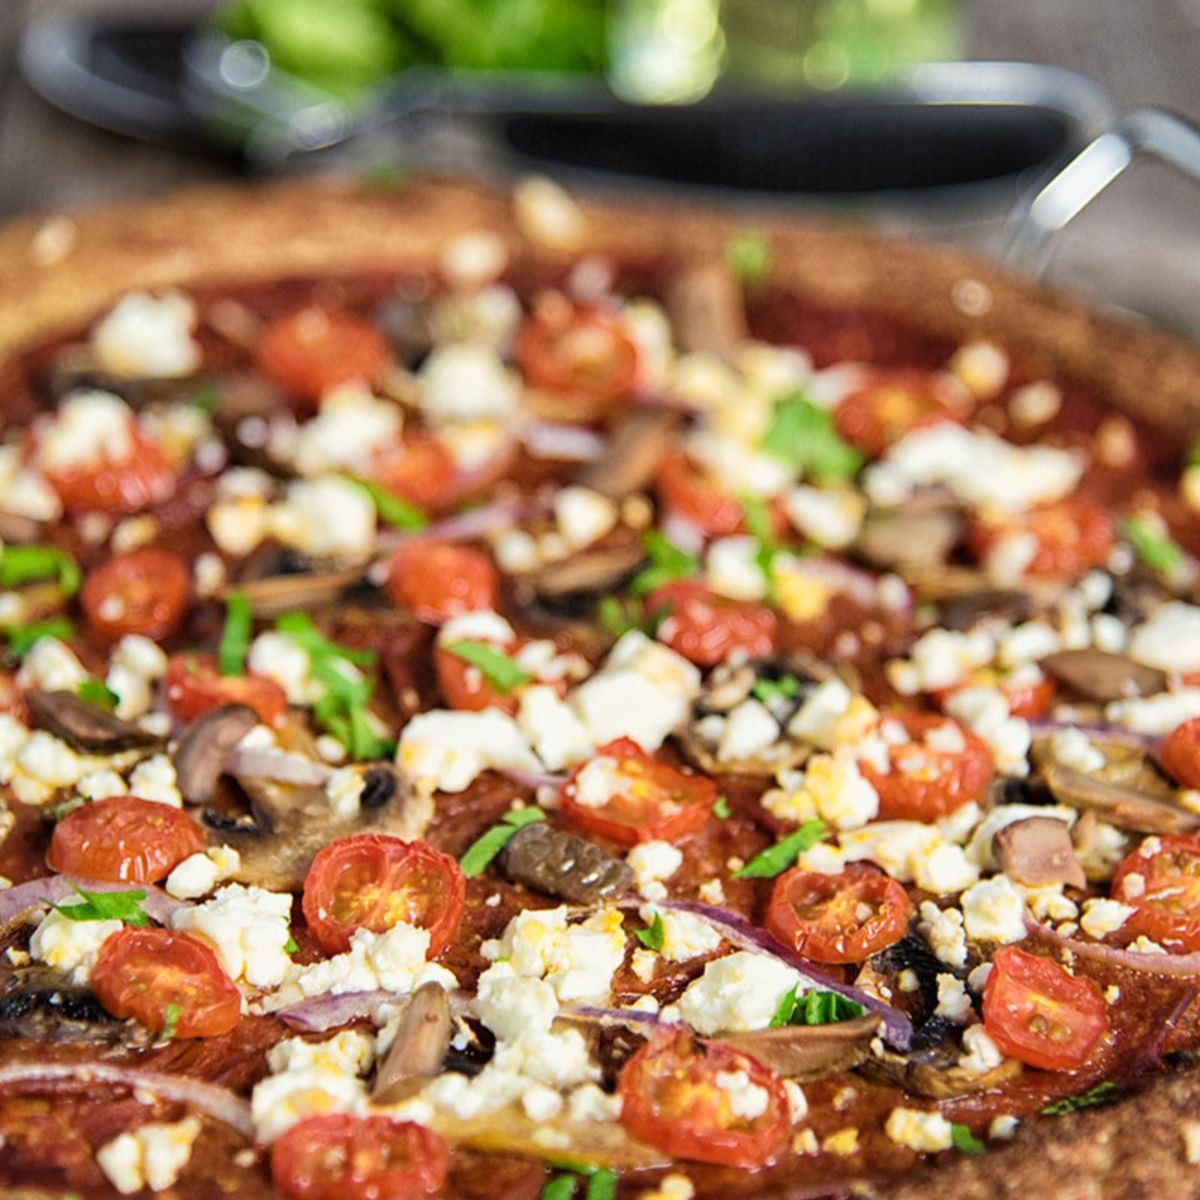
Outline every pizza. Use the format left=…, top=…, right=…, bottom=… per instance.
left=3, top=175, right=1200, bottom=1200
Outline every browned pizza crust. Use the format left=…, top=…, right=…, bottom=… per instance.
left=3, top=174, right=1200, bottom=1198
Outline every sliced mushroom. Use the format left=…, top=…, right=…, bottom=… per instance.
left=498, top=821, right=633, bottom=904
left=863, top=1037, right=1022, bottom=1099
left=372, top=982, right=453, bottom=1104
left=1041, top=649, right=1167, bottom=703
left=723, top=1014, right=880, bottom=1080
left=855, top=506, right=963, bottom=572
left=938, top=588, right=1033, bottom=633
left=222, top=565, right=365, bottom=618
left=577, top=408, right=681, bottom=499
left=172, top=703, right=259, bottom=807
left=0, top=966, right=153, bottom=1047
left=665, top=261, right=748, bottom=365
left=1041, top=763, right=1200, bottom=835
left=524, top=531, right=645, bottom=604
left=25, top=689, right=163, bottom=755
left=994, top=816, right=1086, bottom=890
left=0, top=511, right=44, bottom=543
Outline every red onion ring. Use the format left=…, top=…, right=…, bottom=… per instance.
left=377, top=498, right=532, bottom=550
left=273, top=989, right=399, bottom=1032
left=1028, top=720, right=1160, bottom=753
left=659, top=511, right=705, bottom=557
left=520, top=422, right=607, bottom=463
left=1029, top=918, right=1200, bottom=975
left=0, top=875, right=186, bottom=928
left=499, top=765, right=568, bottom=791
left=0, top=1062, right=253, bottom=1138
left=225, top=747, right=332, bottom=787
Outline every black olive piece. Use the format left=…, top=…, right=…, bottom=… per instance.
left=202, top=807, right=258, bottom=833
left=361, top=767, right=397, bottom=809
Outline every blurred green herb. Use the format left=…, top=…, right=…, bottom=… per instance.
left=460, top=807, right=546, bottom=877
left=734, top=819, right=827, bottom=879
left=761, top=393, right=864, bottom=483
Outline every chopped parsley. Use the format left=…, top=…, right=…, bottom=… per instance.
left=950, top=1123, right=986, bottom=1156
left=713, top=795, right=732, bottom=819
left=77, top=679, right=119, bottom=711
left=0, top=544, right=80, bottom=595
left=51, top=884, right=150, bottom=927
left=751, top=674, right=802, bottom=704
left=760, top=392, right=864, bottom=483
left=460, top=807, right=546, bottom=877
left=585, top=1170, right=617, bottom=1200
left=734, top=819, right=827, bottom=879
left=727, top=231, right=771, bottom=287
left=1190, top=442, right=1200, bottom=468
left=630, top=529, right=698, bottom=597
left=284, top=934, right=299, bottom=955
left=635, top=911, right=665, bottom=951
left=4, top=617, right=75, bottom=659
left=218, top=590, right=252, bottom=677
left=1040, top=1081, right=1118, bottom=1115
left=770, top=985, right=865, bottom=1027
left=343, top=474, right=428, bottom=532
left=161, top=1002, right=183, bottom=1040
left=189, top=383, right=218, bottom=414
left=443, top=641, right=533, bottom=693
left=541, top=1164, right=615, bottom=1200
left=598, top=595, right=670, bottom=639
left=741, top=494, right=781, bottom=585
left=1120, top=516, right=1183, bottom=575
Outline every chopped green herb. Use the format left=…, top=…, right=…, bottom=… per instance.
left=460, top=807, right=547, bottom=877
left=1120, top=516, right=1183, bottom=575
left=727, top=231, right=771, bottom=287
left=630, top=529, right=699, bottom=597
left=218, top=591, right=252, bottom=677
left=51, top=884, right=150, bottom=927
left=635, top=911, right=665, bottom=951
left=584, top=1169, right=617, bottom=1200
left=713, top=795, right=731, bottom=819
left=599, top=595, right=643, bottom=638
left=161, top=1002, right=182, bottom=1040
left=284, top=934, right=299, bottom=955
left=276, top=612, right=376, bottom=667
left=950, top=1123, right=986, bottom=1155
left=49, top=795, right=86, bottom=821
left=770, top=985, right=864, bottom=1027
left=361, top=161, right=412, bottom=195
left=4, top=617, right=75, bottom=659
left=1190, top=443, right=1200, bottom=468
left=741, top=494, right=780, bottom=585
left=751, top=674, right=802, bottom=704
left=189, top=383, right=218, bottom=414
left=344, top=475, right=428, bottom=532
left=1040, top=1081, right=1118, bottom=1115
left=443, top=641, right=534, bottom=693
left=760, top=393, right=864, bottom=483
left=77, top=679, right=119, bottom=711
left=734, top=819, right=827, bottom=879
left=0, top=544, right=80, bottom=595
left=541, top=1177, right=577, bottom=1200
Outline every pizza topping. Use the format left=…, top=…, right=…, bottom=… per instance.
left=25, top=686, right=162, bottom=754
left=370, top=980, right=452, bottom=1104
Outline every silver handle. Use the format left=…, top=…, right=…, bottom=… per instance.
left=1004, top=107, right=1200, bottom=274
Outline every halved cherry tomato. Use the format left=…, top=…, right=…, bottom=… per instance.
left=656, top=450, right=746, bottom=538
left=384, top=542, right=497, bottom=625
left=618, top=1032, right=789, bottom=1168
left=372, top=429, right=517, bottom=516
left=859, top=711, right=994, bottom=822
left=271, top=1115, right=448, bottom=1200
left=933, top=668, right=1056, bottom=721
left=165, top=654, right=288, bottom=727
left=434, top=639, right=558, bottom=715
left=982, top=945, right=1107, bottom=1070
left=559, top=737, right=717, bottom=846
left=81, top=547, right=189, bottom=643
left=1112, top=833, right=1200, bottom=950
left=42, top=427, right=175, bottom=515
left=648, top=579, right=776, bottom=667
left=256, top=306, right=394, bottom=407
left=47, top=796, right=204, bottom=883
left=92, top=927, right=240, bottom=1038
left=967, top=496, right=1114, bottom=578
left=515, top=302, right=639, bottom=409
left=834, top=367, right=964, bottom=456
left=302, top=833, right=465, bottom=956
left=1161, top=719, right=1200, bottom=790
left=766, top=864, right=912, bottom=964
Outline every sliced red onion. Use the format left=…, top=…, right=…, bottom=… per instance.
left=1029, top=919, right=1200, bottom=975
left=786, top=555, right=884, bottom=610
left=274, top=989, right=399, bottom=1032
left=1028, top=719, right=1160, bottom=752
left=0, top=1062, right=253, bottom=1137
left=378, top=498, right=532, bottom=551
left=0, top=875, right=186, bottom=928
left=225, top=747, right=332, bottom=787
left=499, top=765, right=568, bottom=791
left=659, top=511, right=706, bottom=557
left=520, top=422, right=607, bottom=463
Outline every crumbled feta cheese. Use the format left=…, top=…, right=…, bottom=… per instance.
left=420, top=342, right=520, bottom=424
left=961, top=876, right=1027, bottom=944
left=105, top=633, right=168, bottom=720
left=37, top=390, right=137, bottom=473
left=554, top=486, right=618, bottom=549
left=0, top=445, right=61, bottom=522
left=628, top=840, right=682, bottom=900
left=248, top=631, right=320, bottom=705
left=1129, top=602, right=1200, bottom=672
left=706, top=537, right=768, bottom=602
left=513, top=175, right=588, bottom=251
left=943, top=686, right=1031, bottom=776
left=888, top=627, right=995, bottom=694
left=715, top=1069, right=771, bottom=1120
left=959, top=1024, right=1004, bottom=1075
left=96, top=1117, right=201, bottom=1194
left=764, top=750, right=879, bottom=832
left=128, top=754, right=182, bottom=807
left=1079, top=897, right=1134, bottom=940
left=270, top=476, right=376, bottom=562
left=717, top=699, right=779, bottom=762
left=291, top=385, right=402, bottom=476
left=440, top=230, right=509, bottom=290
left=172, top=883, right=293, bottom=988
left=1048, top=727, right=1106, bottom=775
left=885, top=1107, right=954, bottom=1153
left=918, top=901, right=968, bottom=967
left=783, top=486, right=865, bottom=549
left=268, top=1030, right=375, bottom=1077
left=676, top=951, right=802, bottom=1035
left=17, top=636, right=88, bottom=694
left=652, top=908, right=722, bottom=964
left=29, top=906, right=122, bottom=984
left=397, top=709, right=539, bottom=793
left=92, top=291, right=200, bottom=379
left=934, top=974, right=973, bottom=1022
left=251, top=1065, right=366, bottom=1144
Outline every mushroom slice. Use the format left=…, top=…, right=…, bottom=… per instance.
left=525, top=531, right=645, bottom=603
left=722, top=1014, right=880, bottom=1081
left=994, top=816, right=1086, bottom=890
left=1041, top=764, right=1200, bottom=835
left=25, top=689, right=164, bottom=755
left=862, top=1042, right=1022, bottom=1099
left=938, top=588, right=1033, bottom=633
left=222, top=566, right=365, bottom=618
left=665, top=261, right=748, bottom=365
left=855, top=506, right=963, bottom=572
left=0, top=511, right=44, bottom=543
left=676, top=727, right=809, bottom=779
left=577, top=408, right=681, bottom=499
left=372, top=982, right=452, bottom=1104
left=0, top=966, right=153, bottom=1048
left=172, top=703, right=259, bottom=807
left=498, top=822, right=633, bottom=904
left=1041, top=649, right=1167, bottom=703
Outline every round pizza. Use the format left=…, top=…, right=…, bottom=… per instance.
left=3, top=175, right=1200, bottom=1200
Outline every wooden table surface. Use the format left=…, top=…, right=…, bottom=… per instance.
left=2, top=0, right=1199, bottom=333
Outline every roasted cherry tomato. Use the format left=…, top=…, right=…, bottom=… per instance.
left=384, top=541, right=497, bottom=625
left=968, top=496, right=1114, bottom=578
left=932, top=668, right=1056, bottom=721
left=42, top=427, right=175, bottom=515
left=515, top=302, right=639, bottom=409
left=859, top=711, right=994, bottom=822
left=271, top=1115, right=448, bottom=1200
left=1161, top=719, right=1200, bottom=790
left=1112, top=833, right=1200, bottom=950
left=302, top=833, right=466, bottom=956
left=433, top=638, right=557, bottom=716
left=656, top=450, right=746, bottom=538
left=648, top=579, right=776, bottom=667
left=618, top=1032, right=789, bottom=1168
left=256, top=306, right=394, bottom=407
left=834, top=367, right=964, bottom=456
left=92, top=927, right=240, bottom=1038
left=560, top=738, right=717, bottom=846
left=373, top=429, right=517, bottom=516
left=766, top=864, right=912, bottom=964
left=48, top=796, right=205, bottom=883
left=81, top=547, right=189, bottom=643
left=165, top=654, right=289, bottom=727
left=982, top=946, right=1107, bottom=1070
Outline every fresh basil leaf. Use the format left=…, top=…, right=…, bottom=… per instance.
left=635, top=911, right=665, bottom=951
left=727, top=231, right=771, bottom=287
left=713, top=795, right=731, bottom=819
left=1040, top=1081, right=1118, bottom=1115
left=769, top=985, right=863, bottom=1027
left=49, top=795, right=86, bottom=821
left=51, top=884, right=150, bottom=927
left=760, top=393, right=864, bottom=483
left=950, top=1123, right=986, bottom=1156
left=284, top=934, right=299, bottom=955
left=218, top=591, right=251, bottom=678
left=77, top=679, right=119, bottom=711
left=584, top=1169, right=617, bottom=1200
left=276, top=612, right=376, bottom=668
left=311, top=656, right=373, bottom=706
left=751, top=674, right=801, bottom=704
left=189, top=383, right=218, bottom=414
left=769, top=985, right=800, bottom=1027
left=630, top=529, right=698, bottom=597
left=4, top=617, right=75, bottom=659
left=443, top=640, right=534, bottom=693
left=344, top=475, right=428, bottom=532
left=734, top=819, right=827, bottom=879
left=599, top=595, right=643, bottom=638
left=0, top=544, right=80, bottom=595
left=1120, top=516, right=1183, bottom=575
left=161, top=1002, right=182, bottom=1040
left=348, top=704, right=395, bottom=760
left=460, top=807, right=546, bottom=877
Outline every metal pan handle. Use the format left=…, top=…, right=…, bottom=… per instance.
left=1004, top=106, right=1200, bottom=274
